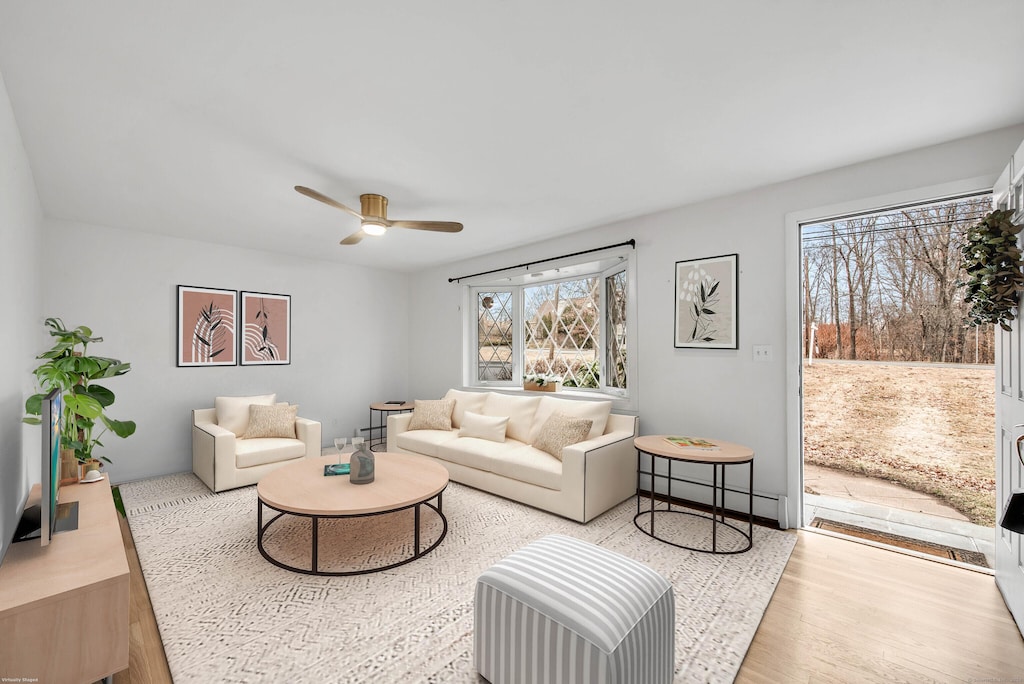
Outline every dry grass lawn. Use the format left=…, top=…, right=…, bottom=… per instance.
left=803, top=361, right=996, bottom=525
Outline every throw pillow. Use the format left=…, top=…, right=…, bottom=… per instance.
left=528, top=397, right=612, bottom=443
left=215, top=393, right=277, bottom=437
left=242, top=403, right=298, bottom=439
left=532, top=412, right=593, bottom=461
left=458, top=411, right=508, bottom=442
left=408, top=398, right=456, bottom=431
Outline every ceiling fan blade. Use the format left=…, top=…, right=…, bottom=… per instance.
left=389, top=220, right=464, bottom=233
left=294, top=186, right=364, bottom=221
left=339, top=230, right=366, bottom=245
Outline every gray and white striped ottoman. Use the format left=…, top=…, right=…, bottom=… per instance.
left=474, top=534, right=674, bottom=684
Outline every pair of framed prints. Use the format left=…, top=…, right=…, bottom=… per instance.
left=177, top=285, right=290, bottom=367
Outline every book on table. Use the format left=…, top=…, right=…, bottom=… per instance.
left=664, top=436, right=720, bottom=450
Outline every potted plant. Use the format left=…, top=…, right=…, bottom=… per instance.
left=23, top=318, right=136, bottom=479
left=961, top=209, right=1024, bottom=331
left=523, top=373, right=563, bottom=392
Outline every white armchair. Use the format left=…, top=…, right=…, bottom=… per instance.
left=192, top=393, right=322, bottom=493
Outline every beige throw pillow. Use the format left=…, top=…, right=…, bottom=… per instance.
left=532, top=412, right=593, bottom=460
left=458, top=411, right=508, bottom=442
left=215, top=393, right=277, bottom=436
left=408, top=398, right=455, bottom=431
left=242, top=403, right=298, bottom=439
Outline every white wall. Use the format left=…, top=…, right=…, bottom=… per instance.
left=406, top=123, right=1024, bottom=522
left=0, top=70, right=43, bottom=562
left=42, top=219, right=411, bottom=484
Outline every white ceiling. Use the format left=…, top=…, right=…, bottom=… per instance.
left=2, top=1, right=1023, bottom=272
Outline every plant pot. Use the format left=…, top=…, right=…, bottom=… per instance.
left=59, top=448, right=79, bottom=485
left=524, top=381, right=561, bottom=393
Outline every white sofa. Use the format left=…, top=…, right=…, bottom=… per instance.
left=192, top=393, right=322, bottom=493
left=387, top=389, right=638, bottom=523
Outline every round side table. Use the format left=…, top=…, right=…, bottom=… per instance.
left=633, top=434, right=754, bottom=554
left=368, top=402, right=414, bottom=452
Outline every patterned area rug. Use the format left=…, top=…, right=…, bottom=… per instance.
left=121, top=473, right=796, bottom=683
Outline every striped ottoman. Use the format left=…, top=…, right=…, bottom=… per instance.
left=474, top=534, right=674, bottom=684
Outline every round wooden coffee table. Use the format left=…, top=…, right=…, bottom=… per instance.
left=633, top=435, right=754, bottom=554
left=256, top=452, right=449, bottom=575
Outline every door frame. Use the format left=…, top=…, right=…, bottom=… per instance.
left=783, top=176, right=995, bottom=529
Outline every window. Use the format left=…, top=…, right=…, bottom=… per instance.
left=465, top=249, right=635, bottom=403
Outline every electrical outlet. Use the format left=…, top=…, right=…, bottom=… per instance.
left=753, top=344, right=773, bottom=362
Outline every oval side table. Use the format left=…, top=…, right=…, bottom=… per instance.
left=633, top=434, right=754, bottom=554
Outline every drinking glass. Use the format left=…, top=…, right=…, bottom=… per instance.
left=334, top=437, right=347, bottom=463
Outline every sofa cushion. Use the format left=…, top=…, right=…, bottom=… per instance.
left=482, top=393, right=541, bottom=443
left=444, top=389, right=489, bottom=429
left=396, top=428, right=460, bottom=458
left=528, top=396, right=612, bottom=443
left=459, top=411, right=508, bottom=442
left=408, top=398, right=455, bottom=431
left=437, top=440, right=561, bottom=491
left=235, top=438, right=305, bottom=468
left=485, top=445, right=563, bottom=491
left=242, top=403, right=297, bottom=439
left=216, top=393, right=277, bottom=437
left=532, top=412, right=593, bottom=460
left=439, top=436, right=527, bottom=469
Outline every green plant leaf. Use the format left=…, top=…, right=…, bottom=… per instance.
left=102, top=416, right=136, bottom=438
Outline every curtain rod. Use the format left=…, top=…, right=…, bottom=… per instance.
left=448, top=239, right=635, bottom=283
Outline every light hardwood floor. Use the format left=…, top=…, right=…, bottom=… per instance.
left=114, top=520, right=1024, bottom=683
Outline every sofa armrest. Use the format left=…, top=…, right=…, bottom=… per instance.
left=561, top=428, right=639, bottom=522
left=295, top=417, right=322, bottom=459
left=192, top=419, right=236, bottom=492
left=386, top=412, right=415, bottom=451
left=195, top=421, right=234, bottom=439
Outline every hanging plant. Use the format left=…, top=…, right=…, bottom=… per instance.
left=961, top=209, right=1024, bottom=331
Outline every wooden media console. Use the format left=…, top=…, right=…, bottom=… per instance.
left=0, top=478, right=129, bottom=682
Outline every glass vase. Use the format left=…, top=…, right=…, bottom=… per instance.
left=349, top=441, right=375, bottom=484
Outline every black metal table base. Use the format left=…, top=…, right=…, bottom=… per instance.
left=369, top=405, right=413, bottom=452
left=634, top=452, right=753, bottom=554
left=257, top=491, right=448, bottom=575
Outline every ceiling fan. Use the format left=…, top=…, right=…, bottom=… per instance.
left=294, top=186, right=463, bottom=245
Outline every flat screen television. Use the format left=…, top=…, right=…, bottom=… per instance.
left=13, top=388, right=78, bottom=546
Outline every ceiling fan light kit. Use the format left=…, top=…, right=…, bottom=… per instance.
left=294, top=186, right=463, bottom=246
left=361, top=220, right=388, bottom=236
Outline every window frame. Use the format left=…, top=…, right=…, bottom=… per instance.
left=461, top=247, right=637, bottom=410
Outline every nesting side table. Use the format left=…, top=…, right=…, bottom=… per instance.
left=634, top=435, right=754, bottom=554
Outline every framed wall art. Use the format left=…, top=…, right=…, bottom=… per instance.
left=240, top=291, right=291, bottom=365
left=674, top=253, right=738, bottom=349
left=177, top=285, right=237, bottom=366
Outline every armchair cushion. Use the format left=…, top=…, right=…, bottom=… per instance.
left=215, top=393, right=277, bottom=436
left=235, top=438, right=307, bottom=468
left=242, top=403, right=298, bottom=439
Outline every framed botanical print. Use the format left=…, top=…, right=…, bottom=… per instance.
left=240, top=291, right=291, bottom=365
left=177, top=285, right=237, bottom=366
left=674, top=254, right=738, bottom=349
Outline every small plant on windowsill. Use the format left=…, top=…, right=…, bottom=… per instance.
left=961, top=209, right=1024, bottom=332
left=523, top=374, right=563, bottom=392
